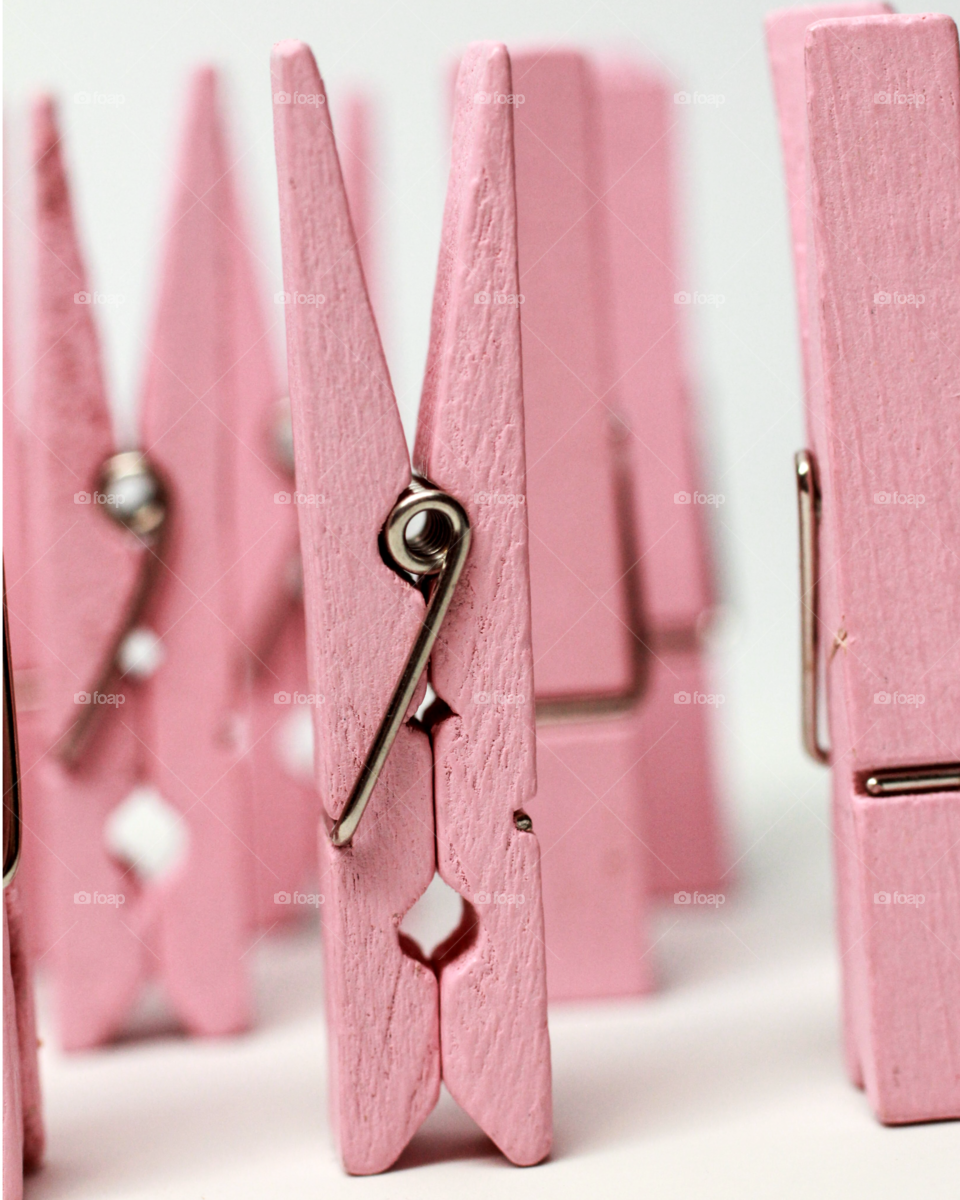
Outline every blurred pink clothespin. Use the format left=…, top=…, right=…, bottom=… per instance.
left=509, top=48, right=726, bottom=1000
left=25, top=71, right=281, bottom=1048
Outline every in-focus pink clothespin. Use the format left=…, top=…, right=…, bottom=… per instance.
left=3, top=582, right=44, bottom=1200
left=30, top=70, right=267, bottom=1047
left=272, top=38, right=552, bottom=1174
left=766, top=0, right=891, bottom=1091
left=595, top=59, right=727, bottom=899
left=770, top=7, right=960, bottom=1122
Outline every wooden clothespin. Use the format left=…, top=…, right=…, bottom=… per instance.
left=509, top=49, right=725, bottom=1001
left=595, top=59, right=726, bottom=901
left=3, top=580, right=44, bottom=1200
left=28, top=69, right=270, bottom=1047
left=272, top=38, right=552, bottom=1173
left=240, top=91, right=383, bottom=930
left=769, top=7, right=960, bottom=1122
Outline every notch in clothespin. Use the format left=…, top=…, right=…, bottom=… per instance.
left=29, top=69, right=271, bottom=1047
left=4, top=571, right=45, bottom=1199
left=506, top=48, right=726, bottom=1001
left=272, top=38, right=551, bottom=1173
left=768, top=7, right=960, bottom=1123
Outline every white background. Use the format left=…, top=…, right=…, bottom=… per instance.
left=5, top=1, right=960, bottom=1196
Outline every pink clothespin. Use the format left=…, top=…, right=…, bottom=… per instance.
left=595, top=59, right=726, bottom=900
left=3, top=586, right=44, bottom=1200
left=272, top=38, right=552, bottom=1173
left=241, top=90, right=383, bottom=930
left=511, top=48, right=653, bottom=1002
left=509, top=49, right=725, bottom=1001
left=30, top=70, right=263, bottom=1048
left=769, top=7, right=960, bottom=1122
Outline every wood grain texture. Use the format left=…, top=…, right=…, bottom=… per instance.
left=137, top=67, right=253, bottom=1035
left=766, top=4, right=892, bottom=420
left=765, top=0, right=891, bottom=1091
left=595, top=60, right=726, bottom=897
left=3, top=894, right=23, bottom=1200
left=805, top=12, right=960, bottom=1121
left=808, top=13, right=960, bottom=766
left=4, top=887, right=43, bottom=1172
left=415, top=41, right=552, bottom=1166
left=272, top=41, right=438, bottom=1174
left=511, top=49, right=650, bottom=999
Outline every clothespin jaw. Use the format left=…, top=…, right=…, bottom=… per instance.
left=415, top=40, right=551, bottom=1166
left=273, top=38, right=551, bottom=1173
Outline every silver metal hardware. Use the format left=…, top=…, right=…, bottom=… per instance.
left=100, top=451, right=166, bottom=537
left=864, top=765, right=960, bottom=797
left=329, top=478, right=471, bottom=848
left=796, top=450, right=830, bottom=764
left=60, top=452, right=167, bottom=764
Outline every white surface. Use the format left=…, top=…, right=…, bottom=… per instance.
left=27, top=794, right=959, bottom=1199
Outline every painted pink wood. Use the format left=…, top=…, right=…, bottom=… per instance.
left=595, top=59, right=726, bottom=897
left=535, top=722, right=652, bottom=996
left=5, top=886, right=43, bottom=1173
left=29, top=97, right=148, bottom=1049
left=765, top=0, right=892, bottom=1092
left=3, top=893, right=23, bottom=1200
left=415, top=41, right=552, bottom=1166
left=272, top=41, right=438, bottom=1174
left=209, top=69, right=317, bottom=931
left=511, top=49, right=632, bottom=699
left=137, top=66, right=253, bottom=1035
left=511, top=48, right=649, bottom=1000
left=806, top=12, right=960, bottom=1122
left=3, top=288, right=52, bottom=963
left=338, top=93, right=381, bottom=322
left=766, top=4, right=891, bottom=433
left=30, top=97, right=144, bottom=757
